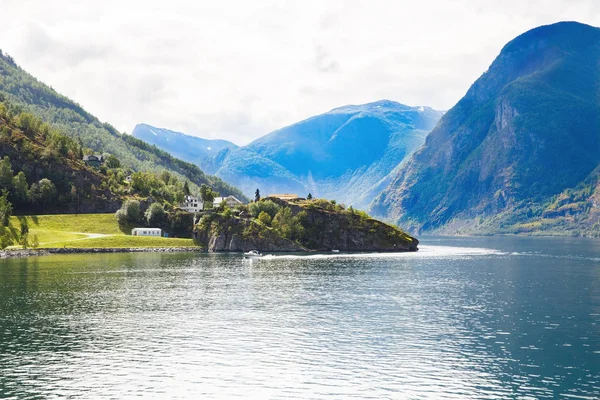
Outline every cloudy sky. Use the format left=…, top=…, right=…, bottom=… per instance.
left=2, top=0, right=599, bottom=144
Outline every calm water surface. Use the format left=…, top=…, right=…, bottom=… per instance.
left=0, top=236, right=599, bottom=399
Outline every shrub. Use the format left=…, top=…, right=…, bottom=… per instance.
left=145, top=203, right=166, bottom=226
left=257, top=211, right=272, bottom=226
left=116, top=199, right=141, bottom=228
left=248, top=199, right=280, bottom=218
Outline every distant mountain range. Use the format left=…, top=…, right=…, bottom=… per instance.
left=371, top=21, right=600, bottom=236
left=132, top=124, right=238, bottom=166
left=134, top=101, right=443, bottom=209
left=135, top=21, right=600, bottom=236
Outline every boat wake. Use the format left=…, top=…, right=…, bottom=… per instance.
left=260, top=245, right=503, bottom=260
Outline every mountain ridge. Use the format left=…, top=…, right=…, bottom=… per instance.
left=0, top=51, right=247, bottom=201
left=371, top=21, right=600, bottom=236
left=135, top=100, right=443, bottom=208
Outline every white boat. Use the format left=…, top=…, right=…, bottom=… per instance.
left=243, top=250, right=262, bottom=258
left=331, top=249, right=340, bottom=253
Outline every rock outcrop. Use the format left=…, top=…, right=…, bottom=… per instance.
left=194, top=198, right=419, bottom=252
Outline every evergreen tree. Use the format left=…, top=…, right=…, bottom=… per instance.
left=255, top=188, right=261, bottom=202
left=307, top=193, right=313, bottom=200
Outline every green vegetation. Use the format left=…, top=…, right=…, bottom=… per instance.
left=10, top=214, right=123, bottom=235
left=195, top=197, right=417, bottom=251
left=1, top=213, right=199, bottom=249
left=0, top=50, right=246, bottom=201
left=41, top=235, right=194, bottom=249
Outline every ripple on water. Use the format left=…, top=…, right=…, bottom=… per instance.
left=0, top=241, right=598, bottom=398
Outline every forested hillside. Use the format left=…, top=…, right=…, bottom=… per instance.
left=0, top=102, right=202, bottom=216
left=0, top=50, right=246, bottom=201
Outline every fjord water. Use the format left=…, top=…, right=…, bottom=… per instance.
left=0, top=237, right=598, bottom=399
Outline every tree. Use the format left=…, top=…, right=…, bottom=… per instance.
left=307, top=193, right=313, bottom=200
left=183, top=181, right=191, bottom=196
left=105, top=154, right=121, bottom=169
left=257, top=211, right=272, bottom=226
left=248, top=200, right=280, bottom=218
left=200, top=184, right=215, bottom=209
left=255, top=188, right=261, bottom=202
left=0, top=191, right=13, bottom=226
left=0, top=156, right=13, bottom=190
left=116, top=199, right=141, bottom=228
left=12, top=172, right=28, bottom=205
left=145, top=203, right=166, bottom=227
left=30, top=178, right=57, bottom=213
left=19, top=221, right=29, bottom=249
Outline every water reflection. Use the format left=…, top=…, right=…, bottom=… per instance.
left=0, top=238, right=599, bottom=398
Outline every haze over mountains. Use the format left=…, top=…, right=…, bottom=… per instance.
left=135, top=101, right=443, bottom=209
left=372, top=21, right=600, bottom=236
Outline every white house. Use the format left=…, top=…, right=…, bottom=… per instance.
left=179, top=195, right=203, bottom=213
left=132, top=228, right=162, bottom=237
left=213, top=195, right=244, bottom=208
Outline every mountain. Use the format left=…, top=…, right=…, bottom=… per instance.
left=372, top=22, right=600, bottom=236
left=0, top=101, right=121, bottom=214
left=136, top=101, right=442, bottom=208
left=131, top=124, right=238, bottom=166
left=0, top=51, right=246, bottom=201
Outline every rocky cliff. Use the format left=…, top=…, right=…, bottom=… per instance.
left=194, top=197, right=418, bottom=252
left=371, top=22, right=600, bottom=236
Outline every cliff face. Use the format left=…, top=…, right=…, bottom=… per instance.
left=371, top=22, right=600, bottom=235
left=194, top=198, right=418, bottom=252
left=195, top=216, right=306, bottom=252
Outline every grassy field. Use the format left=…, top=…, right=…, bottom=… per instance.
left=11, top=214, right=124, bottom=235
left=8, top=213, right=199, bottom=249
left=40, top=235, right=195, bottom=249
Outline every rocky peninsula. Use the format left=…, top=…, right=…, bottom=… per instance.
left=194, top=197, right=418, bottom=253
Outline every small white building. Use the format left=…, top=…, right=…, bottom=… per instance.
left=213, top=195, right=244, bottom=208
left=132, top=228, right=162, bottom=237
left=179, top=195, right=203, bottom=213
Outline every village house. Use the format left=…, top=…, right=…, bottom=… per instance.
left=269, top=193, right=300, bottom=201
left=131, top=228, right=162, bottom=237
left=83, top=154, right=104, bottom=168
left=214, top=195, right=244, bottom=208
left=179, top=195, right=203, bottom=213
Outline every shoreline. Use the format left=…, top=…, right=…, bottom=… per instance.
left=0, top=246, right=421, bottom=259
left=0, top=247, right=203, bottom=259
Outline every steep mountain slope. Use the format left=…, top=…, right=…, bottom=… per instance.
left=138, top=101, right=442, bottom=208
left=132, top=124, right=237, bottom=166
left=0, top=101, right=121, bottom=214
left=0, top=51, right=246, bottom=200
left=372, top=22, right=600, bottom=236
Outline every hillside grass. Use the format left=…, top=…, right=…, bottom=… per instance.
left=11, top=214, right=124, bottom=235
left=40, top=236, right=195, bottom=249
left=7, top=213, right=199, bottom=249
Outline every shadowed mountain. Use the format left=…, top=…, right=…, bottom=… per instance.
left=372, top=21, right=600, bottom=236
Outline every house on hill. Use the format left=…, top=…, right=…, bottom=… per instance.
left=83, top=154, right=104, bottom=168
left=179, top=195, right=203, bottom=213
left=269, top=194, right=300, bottom=201
left=214, top=196, right=244, bottom=208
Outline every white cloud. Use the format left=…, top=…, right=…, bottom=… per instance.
left=1, top=0, right=599, bottom=145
